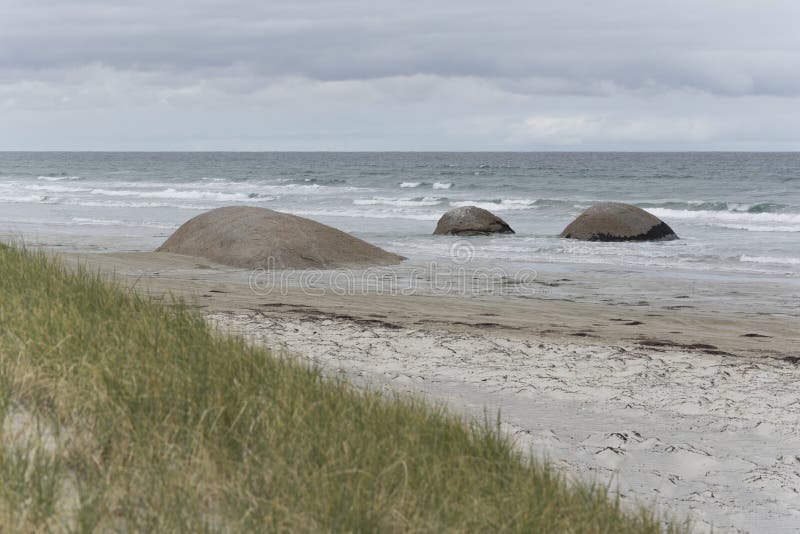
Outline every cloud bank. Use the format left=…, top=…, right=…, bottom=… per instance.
left=2, top=0, right=799, bottom=150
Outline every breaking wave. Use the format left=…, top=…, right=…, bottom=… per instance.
left=449, top=199, right=538, bottom=211
left=353, top=196, right=443, bottom=207
left=649, top=208, right=800, bottom=232
left=740, top=255, right=800, bottom=266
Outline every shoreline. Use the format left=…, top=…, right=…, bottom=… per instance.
left=62, top=251, right=800, bottom=360
left=61, top=251, right=800, bottom=532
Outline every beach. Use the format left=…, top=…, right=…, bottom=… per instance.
left=2, top=151, right=799, bottom=531
left=5, top=0, right=800, bottom=529
left=61, top=251, right=800, bottom=533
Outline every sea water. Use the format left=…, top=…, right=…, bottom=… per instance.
left=1, top=152, right=798, bottom=312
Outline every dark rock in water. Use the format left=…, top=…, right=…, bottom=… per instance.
left=433, top=206, right=515, bottom=236
left=560, top=202, right=678, bottom=242
left=157, top=206, right=405, bottom=269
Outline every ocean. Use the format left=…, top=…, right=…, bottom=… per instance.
left=1, top=151, right=799, bottom=312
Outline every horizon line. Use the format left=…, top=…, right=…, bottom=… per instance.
left=2, top=149, right=799, bottom=154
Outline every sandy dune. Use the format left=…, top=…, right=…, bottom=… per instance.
left=61, top=251, right=800, bottom=532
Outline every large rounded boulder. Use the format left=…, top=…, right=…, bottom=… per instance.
left=560, top=202, right=677, bottom=241
left=157, top=206, right=405, bottom=269
left=433, top=206, right=515, bottom=236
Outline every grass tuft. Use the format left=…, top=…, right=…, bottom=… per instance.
left=0, top=245, right=686, bottom=531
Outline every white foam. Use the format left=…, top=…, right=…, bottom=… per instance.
left=87, top=188, right=269, bottom=202
left=0, top=194, right=51, bottom=203
left=400, top=182, right=422, bottom=188
left=36, top=175, right=81, bottom=182
left=740, top=255, right=800, bottom=266
left=353, top=197, right=443, bottom=207
left=286, top=209, right=439, bottom=221
left=449, top=199, right=537, bottom=211
left=71, top=217, right=126, bottom=226
left=649, top=208, right=800, bottom=225
left=70, top=217, right=177, bottom=229
left=93, top=181, right=361, bottom=195
left=726, top=203, right=756, bottom=212
left=720, top=224, right=800, bottom=233
left=432, top=182, right=453, bottom=189
left=82, top=180, right=220, bottom=190
left=25, top=184, right=90, bottom=194
left=62, top=199, right=214, bottom=210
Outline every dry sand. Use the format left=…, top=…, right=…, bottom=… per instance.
left=62, top=251, right=800, bottom=533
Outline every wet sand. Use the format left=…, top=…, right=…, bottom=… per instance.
left=61, top=251, right=800, bottom=532
left=62, top=251, right=799, bottom=361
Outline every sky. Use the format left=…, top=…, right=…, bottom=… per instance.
left=1, top=0, right=799, bottom=151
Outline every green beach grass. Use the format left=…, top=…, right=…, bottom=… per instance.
left=0, top=244, right=685, bottom=532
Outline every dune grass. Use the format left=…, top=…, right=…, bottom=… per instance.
left=0, top=245, right=686, bottom=532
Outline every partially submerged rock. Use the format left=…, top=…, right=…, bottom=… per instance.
left=157, top=206, right=405, bottom=269
left=560, top=202, right=677, bottom=241
left=433, top=206, right=515, bottom=236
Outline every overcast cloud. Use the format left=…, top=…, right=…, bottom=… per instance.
left=2, top=0, right=799, bottom=150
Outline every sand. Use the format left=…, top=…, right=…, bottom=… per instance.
left=61, top=251, right=800, bottom=532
